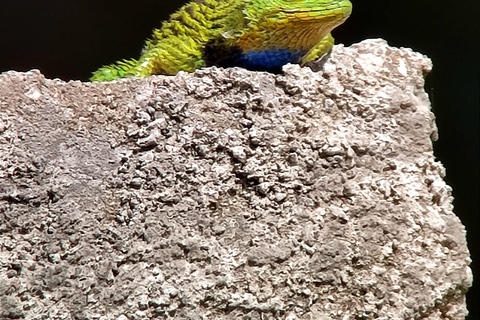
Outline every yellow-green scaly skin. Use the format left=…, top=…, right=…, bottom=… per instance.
left=91, top=0, right=352, bottom=81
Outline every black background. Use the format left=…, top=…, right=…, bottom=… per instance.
left=1, top=0, right=479, bottom=317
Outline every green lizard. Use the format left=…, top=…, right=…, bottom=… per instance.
left=91, top=0, right=352, bottom=81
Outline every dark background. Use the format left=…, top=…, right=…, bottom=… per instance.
left=1, top=0, right=478, bottom=316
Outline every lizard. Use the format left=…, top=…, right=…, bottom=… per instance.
left=90, top=0, right=352, bottom=81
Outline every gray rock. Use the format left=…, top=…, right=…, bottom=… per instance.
left=0, top=39, right=472, bottom=319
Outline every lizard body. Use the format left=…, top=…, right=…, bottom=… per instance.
left=91, top=0, right=352, bottom=81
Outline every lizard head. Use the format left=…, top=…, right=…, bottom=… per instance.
left=236, top=0, right=352, bottom=51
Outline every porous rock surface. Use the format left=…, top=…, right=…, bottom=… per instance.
left=0, top=39, right=472, bottom=319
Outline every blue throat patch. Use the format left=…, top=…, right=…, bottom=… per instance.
left=235, top=49, right=305, bottom=72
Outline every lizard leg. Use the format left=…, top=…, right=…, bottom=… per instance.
left=91, top=35, right=206, bottom=81
left=300, top=33, right=335, bottom=65
left=129, top=36, right=206, bottom=77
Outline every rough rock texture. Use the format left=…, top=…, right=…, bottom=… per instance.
left=0, top=39, right=472, bottom=319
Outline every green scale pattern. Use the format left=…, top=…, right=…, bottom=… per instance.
left=91, top=0, right=352, bottom=81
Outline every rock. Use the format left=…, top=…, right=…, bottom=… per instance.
left=0, top=39, right=472, bottom=319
